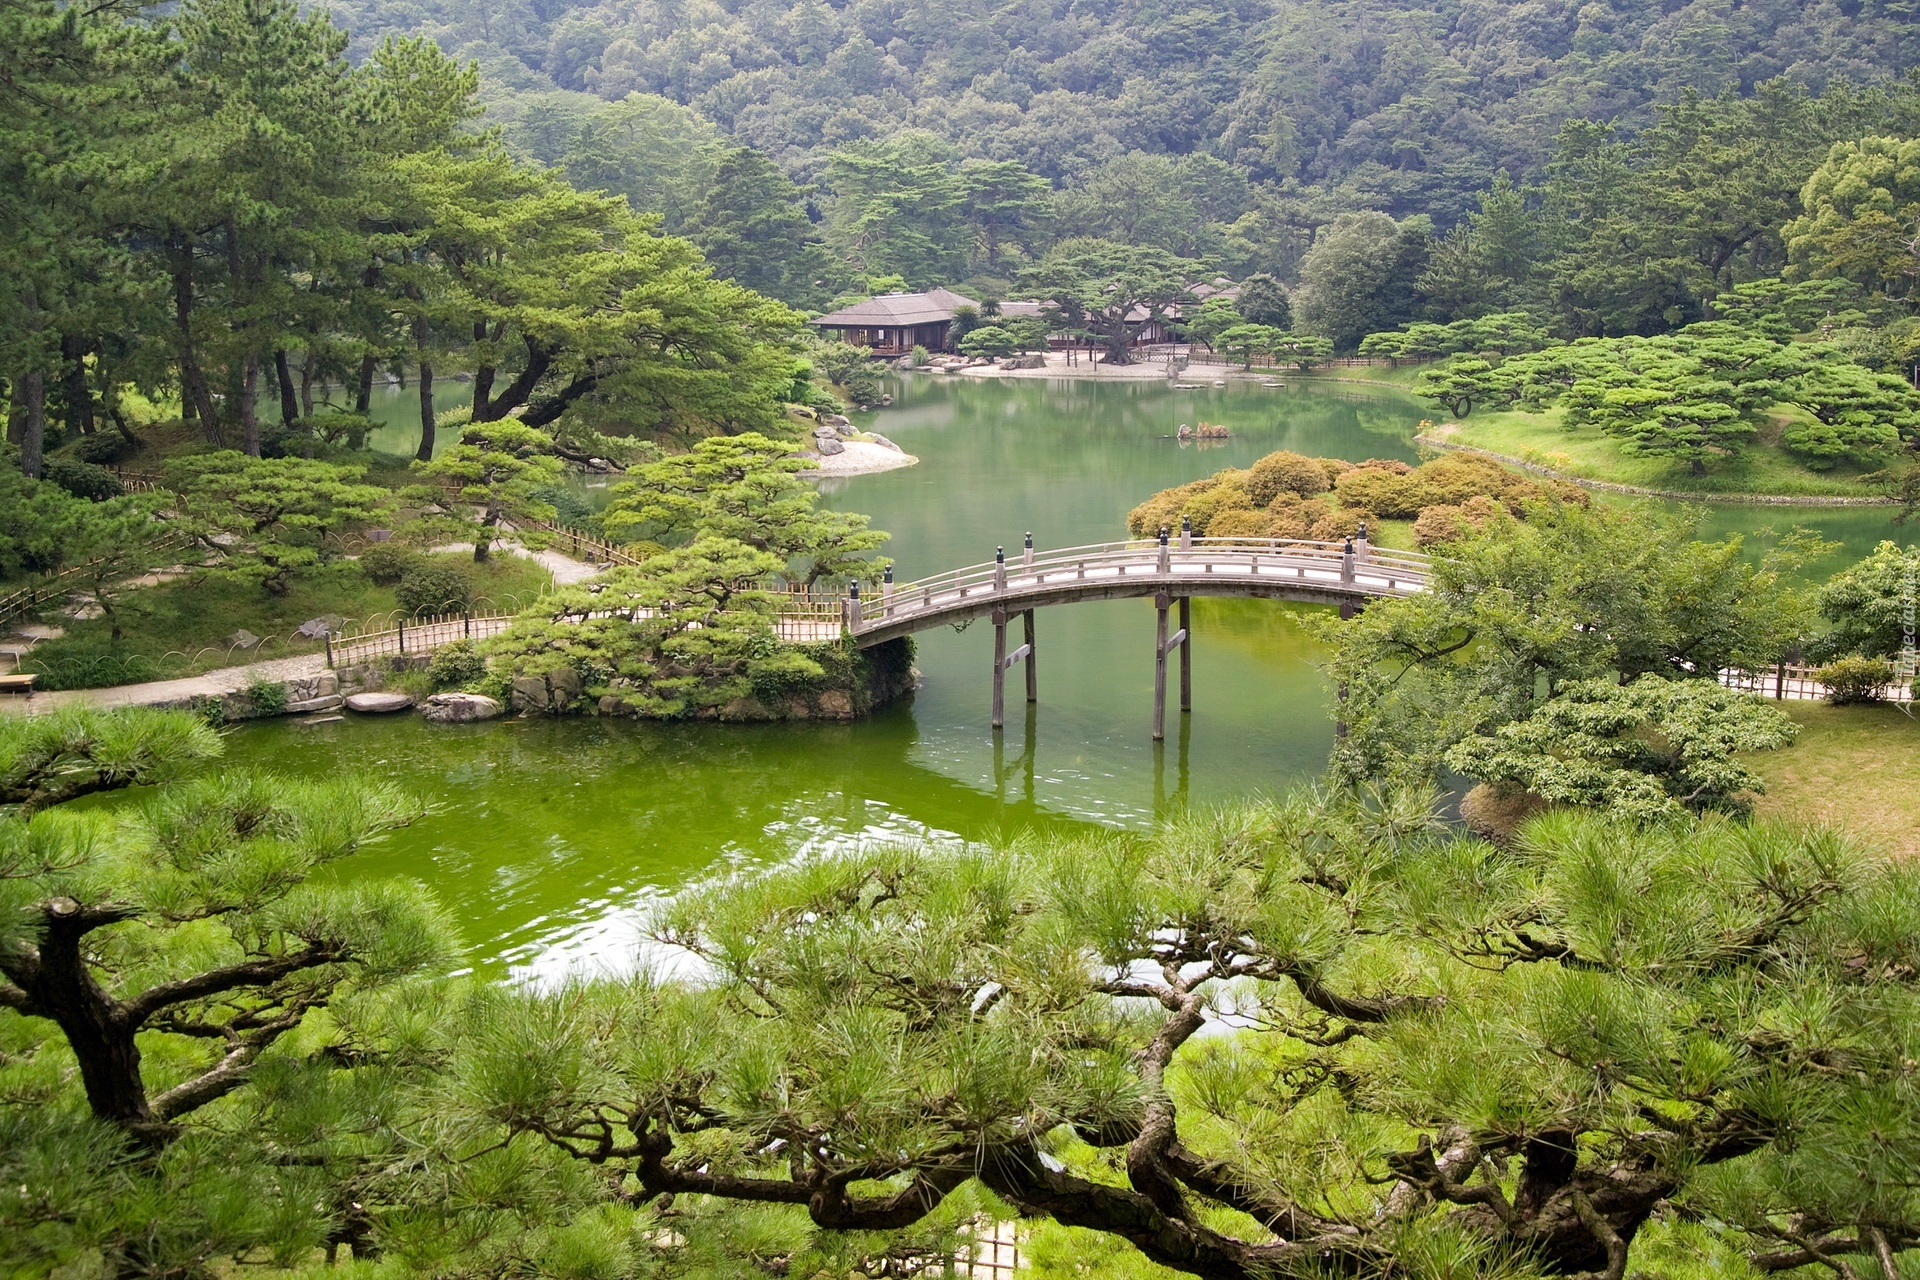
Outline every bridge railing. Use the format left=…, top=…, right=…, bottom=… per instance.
left=855, top=537, right=1433, bottom=626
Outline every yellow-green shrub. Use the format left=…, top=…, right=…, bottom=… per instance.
left=1245, top=450, right=1331, bottom=504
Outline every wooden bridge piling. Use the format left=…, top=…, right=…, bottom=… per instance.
left=1153, top=591, right=1191, bottom=741
left=1178, top=596, right=1191, bottom=714
left=991, top=605, right=1035, bottom=730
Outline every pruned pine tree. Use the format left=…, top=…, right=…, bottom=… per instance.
left=411, top=420, right=564, bottom=562
left=0, top=709, right=450, bottom=1146
left=602, top=432, right=888, bottom=588
left=0, top=708, right=460, bottom=1274
left=443, top=793, right=1920, bottom=1280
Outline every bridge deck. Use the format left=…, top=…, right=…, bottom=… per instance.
left=849, top=538, right=1430, bottom=645
left=324, top=539, right=1431, bottom=668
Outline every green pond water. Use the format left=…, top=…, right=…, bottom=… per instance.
left=227, top=374, right=1916, bottom=979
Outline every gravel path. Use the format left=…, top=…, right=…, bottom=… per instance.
left=0, top=652, right=329, bottom=717
left=3, top=541, right=608, bottom=717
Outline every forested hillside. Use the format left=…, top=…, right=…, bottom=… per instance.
left=323, top=0, right=1920, bottom=217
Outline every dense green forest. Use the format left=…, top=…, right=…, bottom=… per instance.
left=294, top=0, right=1920, bottom=293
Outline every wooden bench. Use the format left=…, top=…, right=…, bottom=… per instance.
left=0, top=673, right=39, bottom=697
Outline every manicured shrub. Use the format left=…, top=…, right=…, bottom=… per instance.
left=43, top=458, right=122, bottom=501
left=395, top=560, right=473, bottom=616
left=1179, top=483, right=1255, bottom=535
left=428, top=639, right=488, bottom=690
left=1207, top=509, right=1274, bottom=538
left=1316, top=457, right=1356, bottom=485
left=1412, top=495, right=1506, bottom=547
left=1816, top=655, right=1896, bottom=705
left=1245, top=450, right=1330, bottom=504
left=359, top=543, right=421, bottom=586
left=1264, top=493, right=1332, bottom=539
left=1128, top=478, right=1217, bottom=537
left=1333, top=467, right=1427, bottom=518
left=73, top=432, right=134, bottom=464
left=1416, top=453, right=1521, bottom=504
left=1310, top=507, right=1376, bottom=540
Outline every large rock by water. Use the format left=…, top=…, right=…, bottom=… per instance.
left=284, top=695, right=345, bottom=714
left=420, top=692, right=502, bottom=723
left=345, top=691, right=413, bottom=713
left=510, top=668, right=584, bottom=713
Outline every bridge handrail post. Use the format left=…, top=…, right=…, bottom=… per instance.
left=1341, top=537, right=1355, bottom=585
left=845, top=581, right=860, bottom=636
left=994, top=546, right=1006, bottom=593
left=1023, top=531, right=1034, bottom=569
left=882, top=564, right=894, bottom=617
left=1179, top=515, right=1193, bottom=550
left=1157, top=527, right=1170, bottom=575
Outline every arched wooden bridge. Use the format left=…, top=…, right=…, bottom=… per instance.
left=326, top=531, right=1431, bottom=740
left=844, top=532, right=1431, bottom=738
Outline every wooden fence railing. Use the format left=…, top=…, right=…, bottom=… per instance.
left=1720, top=661, right=1915, bottom=703
left=526, top=520, right=649, bottom=567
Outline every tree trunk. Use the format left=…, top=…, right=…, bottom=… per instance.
left=19, top=369, right=46, bottom=479
left=416, top=359, right=435, bottom=462
left=412, top=293, right=436, bottom=462
left=240, top=352, right=261, bottom=456
left=472, top=319, right=494, bottom=420
left=61, top=332, right=95, bottom=436
left=27, top=906, right=156, bottom=1136
left=477, top=336, right=552, bottom=422
left=299, top=348, right=315, bottom=418
left=274, top=349, right=299, bottom=426
left=355, top=353, right=376, bottom=414
left=170, top=235, right=221, bottom=442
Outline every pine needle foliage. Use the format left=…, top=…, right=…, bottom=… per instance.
left=435, top=794, right=1919, bottom=1280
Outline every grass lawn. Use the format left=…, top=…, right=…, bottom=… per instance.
left=1750, top=701, right=1920, bottom=858
left=1433, top=405, right=1890, bottom=498
left=21, top=553, right=554, bottom=688
left=1289, top=364, right=1425, bottom=392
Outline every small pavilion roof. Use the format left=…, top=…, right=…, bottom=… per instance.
left=811, top=288, right=978, bottom=328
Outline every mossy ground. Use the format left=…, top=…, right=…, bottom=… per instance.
left=1749, top=701, right=1920, bottom=858
left=22, top=554, right=553, bottom=688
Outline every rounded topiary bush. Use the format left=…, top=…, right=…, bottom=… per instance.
left=43, top=458, right=123, bottom=502
left=1179, top=483, right=1255, bottom=535
left=1245, top=450, right=1331, bottom=504
left=396, top=559, right=473, bottom=617
left=1207, top=509, right=1274, bottom=538
left=1816, top=655, right=1895, bottom=705
left=1309, top=507, right=1376, bottom=541
left=1128, top=479, right=1217, bottom=538
left=1333, top=467, right=1427, bottom=518
left=360, top=543, right=421, bottom=586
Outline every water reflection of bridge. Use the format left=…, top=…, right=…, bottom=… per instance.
left=847, top=532, right=1430, bottom=739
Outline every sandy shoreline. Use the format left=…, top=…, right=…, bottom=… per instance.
left=799, top=439, right=920, bottom=476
